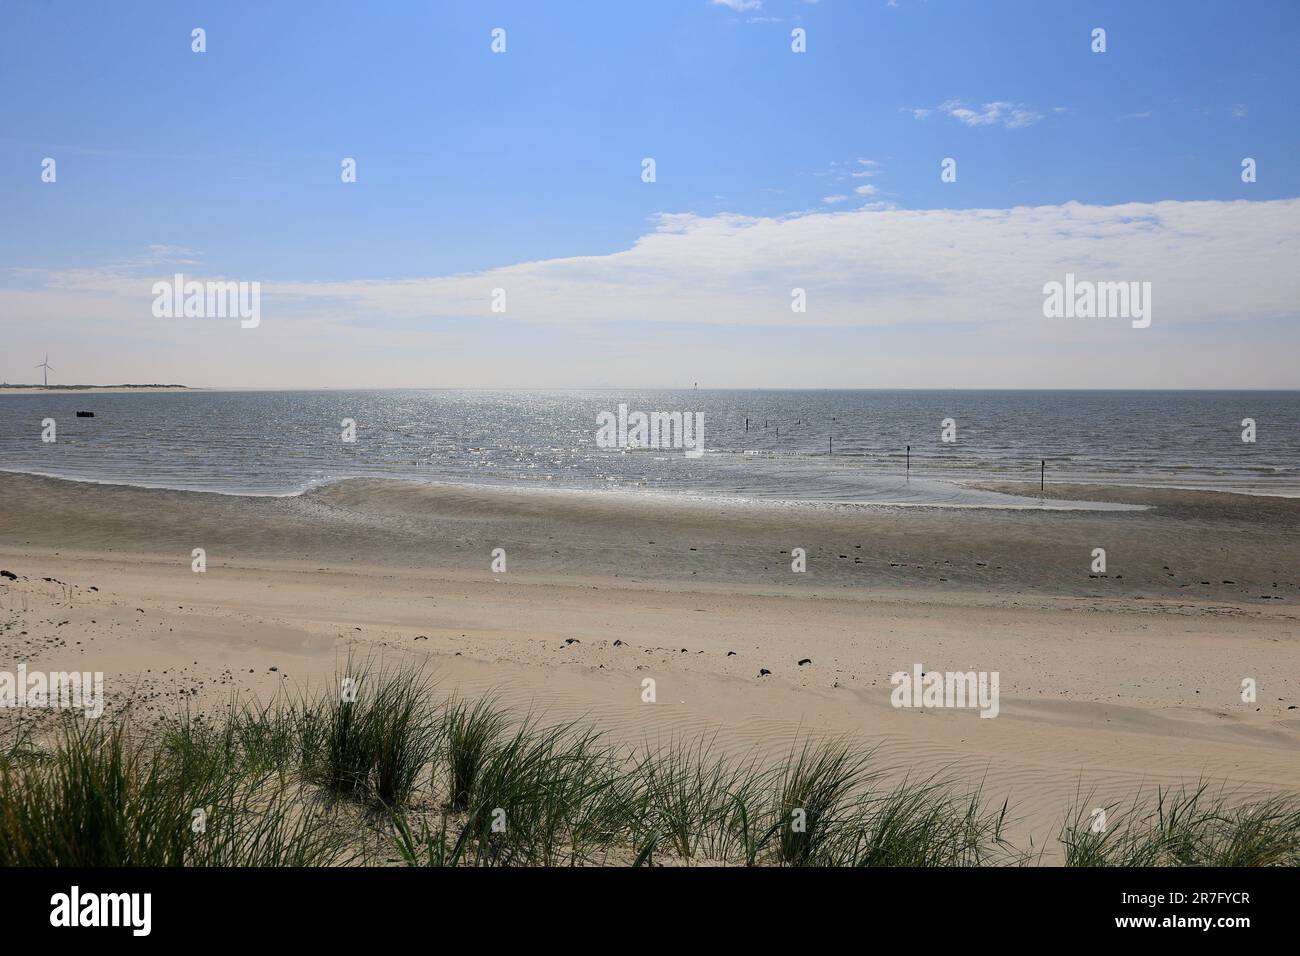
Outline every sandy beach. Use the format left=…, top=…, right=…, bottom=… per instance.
left=1, top=470, right=1296, bottom=856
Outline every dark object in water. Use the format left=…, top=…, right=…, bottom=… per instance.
left=76, top=411, right=95, bottom=417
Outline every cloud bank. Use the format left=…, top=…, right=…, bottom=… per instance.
left=3, top=198, right=1298, bottom=387
left=262, top=197, right=1300, bottom=329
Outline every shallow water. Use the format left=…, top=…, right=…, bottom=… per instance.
left=0, top=389, right=1295, bottom=505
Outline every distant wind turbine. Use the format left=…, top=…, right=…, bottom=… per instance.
left=35, top=354, right=54, bottom=387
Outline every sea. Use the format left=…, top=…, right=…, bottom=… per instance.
left=0, top=389, right=1296, bottom=507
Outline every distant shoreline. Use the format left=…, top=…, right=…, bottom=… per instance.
left=0, top=385, right=190, bottom=393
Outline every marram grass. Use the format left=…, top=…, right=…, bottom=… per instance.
left=1, top=673, right=1296, bottom=867
left=1059, top=784, right=1300, bottom=867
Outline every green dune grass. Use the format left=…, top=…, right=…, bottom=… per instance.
left=2, top=661, right=1296, bottom=867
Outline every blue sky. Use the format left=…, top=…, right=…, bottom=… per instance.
left=2, top=0, right=1298, bottom=388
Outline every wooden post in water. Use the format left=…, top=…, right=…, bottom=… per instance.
left=1041, top=459, right=1045, bottom=491
left=745, top=417, right=749, bottom=433
left=829, top=436, right=833, bottom=456
left=906, top=445, right=910, bottom=477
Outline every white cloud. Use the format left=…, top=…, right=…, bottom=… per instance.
left=922, top=100, right=1044, bottom=129
left=853, top=184, right=878, bottom=196
left=710, top=0, right=762, bottom=11
left=822, top=195, right=850, bottom=204
left=279, top=200, right=1295, bottom=339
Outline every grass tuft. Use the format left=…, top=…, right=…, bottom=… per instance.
left=441, top=696, right=506, bottom=812
left=773, top=739, right=874, bottom=866
left=1061, top=784, right=1300, bottom=867
left=303, top=656, right=441, bottom=808
left=0, top=715, right=353, bottom=866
